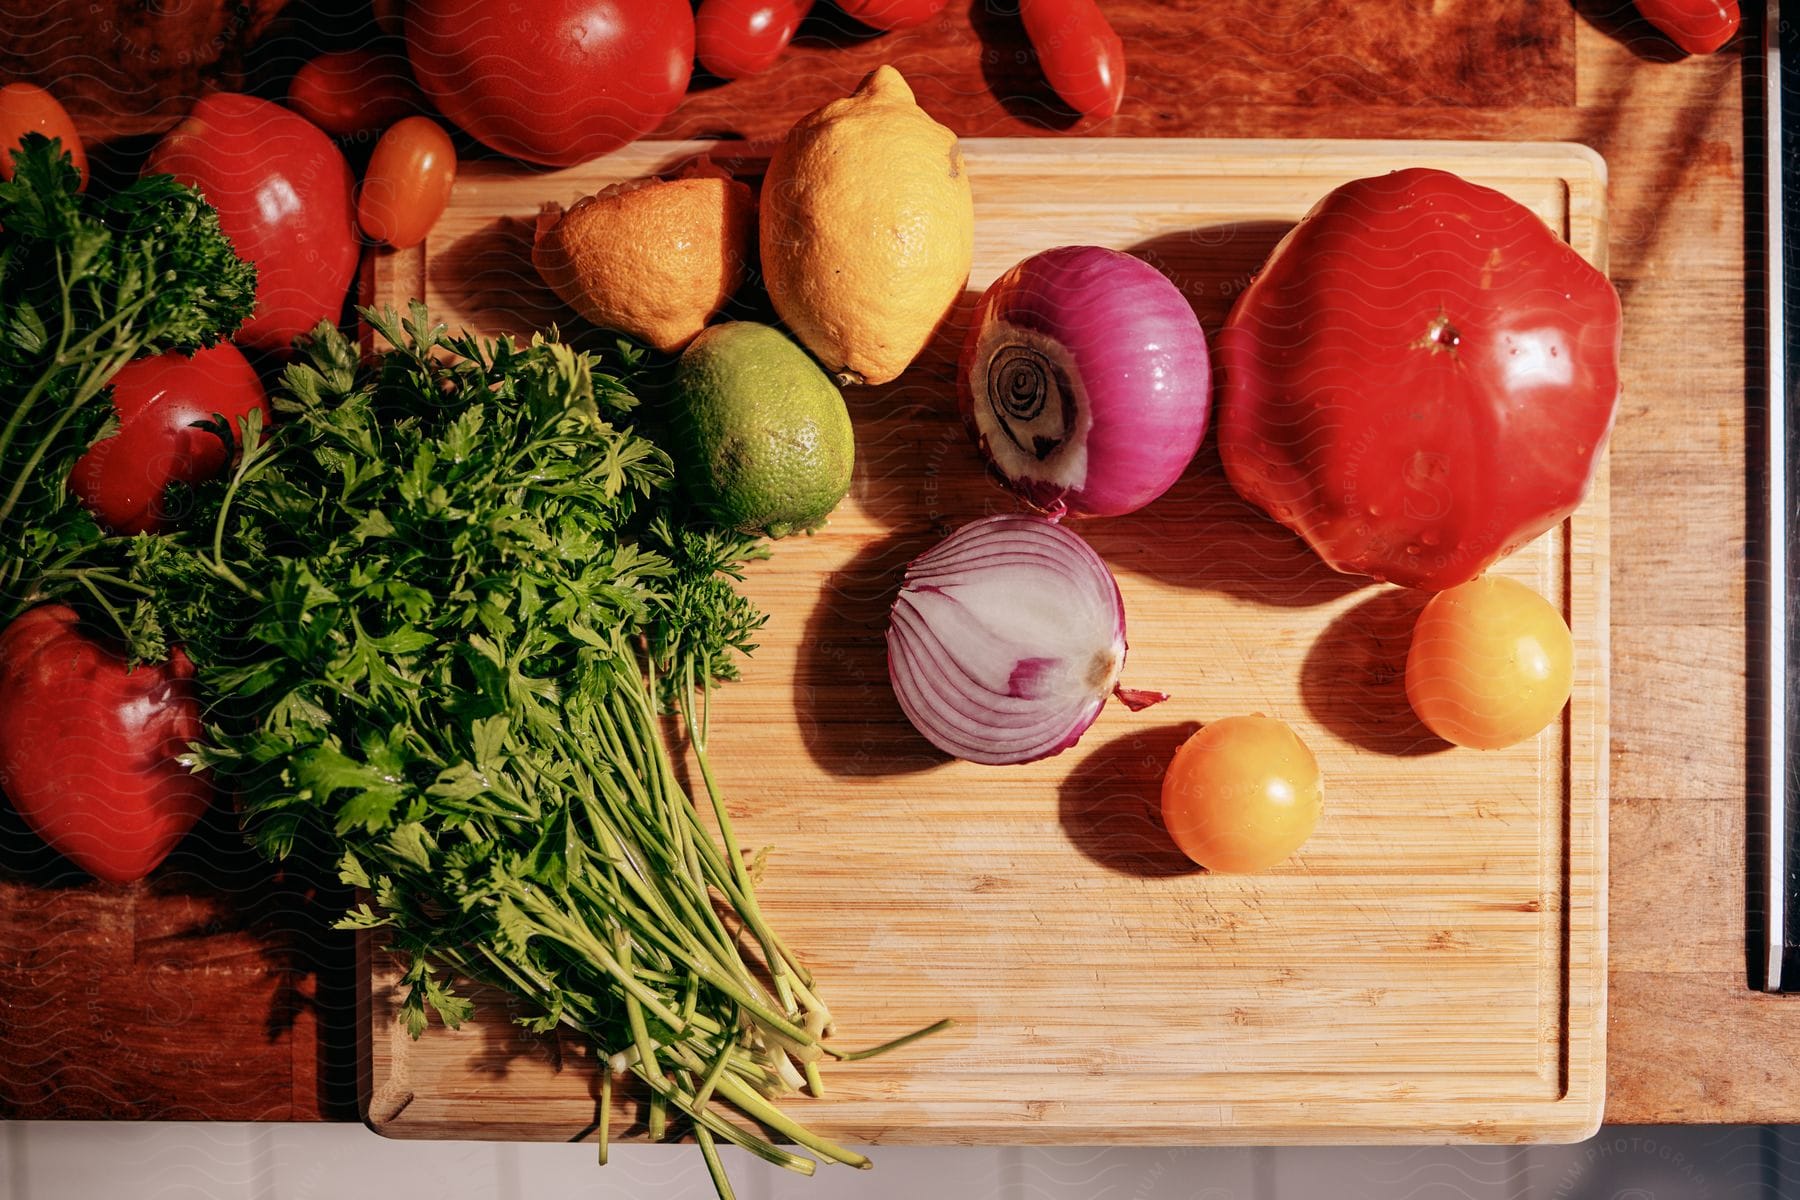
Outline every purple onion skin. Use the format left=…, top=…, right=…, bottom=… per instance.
left=958, top=246, right=1213, bottom=519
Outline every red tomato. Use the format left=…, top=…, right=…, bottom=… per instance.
left=1160, top=715, right=1323, bottom=874
left=358, top=116, right=457, bottom=250
left=0, top=605, right=212, bottom=884
left=1405, top=576, right=1573, bottom=751
left=697, top=0, right=814, bottom=79
left=833, top=0, right=948, bottom=30
left=0, top=82, right=87, bottom=190
left=407, top=0, right=694, bottom=167
left=287, top=50, right=423, bottom=137
left=146, top=94, right=359, bottom=356
left=1635, top=0, right=1740, bottom=54
left=1020, top=0, right=1126, bottom=121
left=69, top=344, right=270, bottom=535
left=1217, top=168, right=1622, bottom=592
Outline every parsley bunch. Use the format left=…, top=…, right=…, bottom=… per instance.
left=0, top=135, right=256, bottom=612
left=129, top=307, right=938, bottom=1196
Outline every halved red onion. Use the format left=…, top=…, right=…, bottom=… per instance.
left=886, top=514, right=1166, bottom=766
left=958, top=245, right=1212, bottom=518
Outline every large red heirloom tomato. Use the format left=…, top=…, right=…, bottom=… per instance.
left=0, top=605, right=212, bottom=884
left=1217, top=168, right=1621, bottom=591
left=407, top=0, right=694, bottom=167
left=70, top=344, right=270, bottom=535
left=147, top=93, right=358, bottom=356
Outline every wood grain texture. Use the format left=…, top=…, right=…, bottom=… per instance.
left=0, top=0, right=1768, bottom=1130
left=360, top=139, right=1610, bottom=1146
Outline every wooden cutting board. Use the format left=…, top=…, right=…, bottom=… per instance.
left=360, top=138, right=1609, bottom=1146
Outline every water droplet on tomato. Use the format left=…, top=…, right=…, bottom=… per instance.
left=1421, top=530, right=1441, bottom=546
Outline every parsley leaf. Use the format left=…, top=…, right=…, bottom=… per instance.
left=0, top=135, right=256, bottom=626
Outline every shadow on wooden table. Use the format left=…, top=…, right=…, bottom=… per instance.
left=0, top=786, right=361, bottom=1120
left=966, top=0, right=1084, bottom=132
left=149, top=807, right=362, bottom=1119
left=1571, top=0, right=1692, bottom=64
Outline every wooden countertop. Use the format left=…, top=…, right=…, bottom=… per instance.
left=0, top=1, right=1770, bottom=1128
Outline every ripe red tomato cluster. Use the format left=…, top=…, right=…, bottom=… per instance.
left=695, top=0, right=1123, bottom=117
left=399, top=0, right=1124, bottom=168
left=0, top=68, right=465, bottom=881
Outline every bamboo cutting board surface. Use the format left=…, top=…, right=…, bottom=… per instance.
left=361, top=138, right=1609, bottom=1145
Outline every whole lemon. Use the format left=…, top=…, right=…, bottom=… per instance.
left=760, top=66, right=974, bottom=387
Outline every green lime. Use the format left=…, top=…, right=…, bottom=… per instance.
left=670, top=322, right=855, bottom=538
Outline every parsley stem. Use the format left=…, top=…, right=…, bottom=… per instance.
left=597, top=1069, right=611, bottom=1167
left=707, top=1070, right=871, bottom=1170
left=695, top=1125, right=736, bottom=1200
left=822, top=1017, right=957, bottom=1062
left=39, top=568, right=153, bottom=597
left=680, top=668, right=794, bottom=996
left=0, top=350, right=125, bottom=526
left=72, top=568, right=127, bottom=643
left=0, top=264, right=72, bottom=482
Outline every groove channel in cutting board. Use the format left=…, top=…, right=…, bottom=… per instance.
left=360, top=138, right=1608, bottom=1144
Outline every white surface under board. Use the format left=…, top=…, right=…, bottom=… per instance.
left=0, top=1123, right=1779, bottom=1200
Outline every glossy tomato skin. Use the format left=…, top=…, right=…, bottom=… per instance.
left=69, top=344, right=270, bottom=534
left=1020, top=0, right=1126, bottom=121
left=1218, top=168, right=1621, bottom=591
left=0, top=82, right=87, bottom=189
left=1160, top=716, right=1323, bottom=874
left=1405, top=575, right=1574, bottom=751
left=0, top=605, right=212, bottom=884
left=833, top=0, right=948, bottom=30
left=287, top=50, right=423, bottom=137
left=1636, top=0, right=1740, bottom=54
left=358, top=116, right=457, bottom=250
left=407, top=0, right=693, bottom=167
left=697, top=0, right=814, bottom=79
left=147, top=94, right=358, bottom=356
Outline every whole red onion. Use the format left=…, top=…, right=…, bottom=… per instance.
left=958, top=245, right=1212, bottom=518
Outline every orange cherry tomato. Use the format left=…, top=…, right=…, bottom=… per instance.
left=358, top=116, right=457, bottom=250
left=1160, top=715, right=1323, bottom=874
left=0, top=83, right=87, bottom=189
left=287, top=50, right=423, bottom=138
left=1404, top=575, right=1574, bottom=751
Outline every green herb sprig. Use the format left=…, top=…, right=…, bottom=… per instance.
left=0, top=134, right=256, bottom=614
left=129, top=307, right=941, bottom=1197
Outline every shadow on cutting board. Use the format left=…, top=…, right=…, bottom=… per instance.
left=1059, top=722, right=1205, bottom=878
left=1078, top=440, right=1372, bottom=608
left=796, top=530, right=949, bottom=777
left=1301, top=587, right=1449, bottom=758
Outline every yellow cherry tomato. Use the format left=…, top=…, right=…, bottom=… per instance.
left=1160, top=715, right=1323, bottom=873
left=0, top=83, right=86, bottom=190
left=357, top=116, right=456, bottom=250
left=1404, top=575, right=1573, bottom=751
